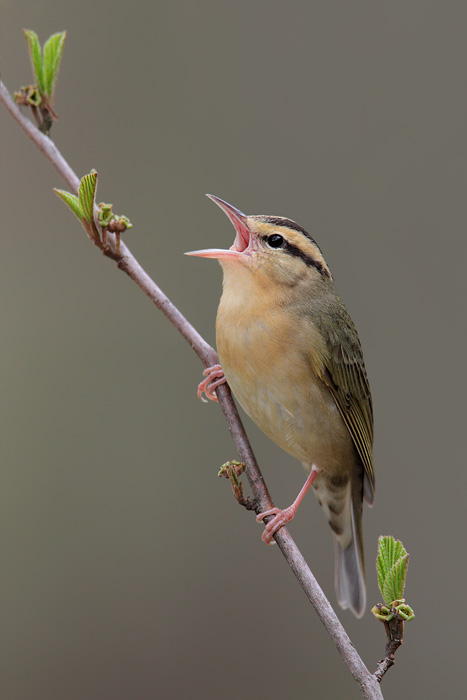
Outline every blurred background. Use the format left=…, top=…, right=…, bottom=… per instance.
left=0, top=1, right=465, bottom=698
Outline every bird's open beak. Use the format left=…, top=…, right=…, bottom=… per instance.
left=185, top=195, right=250, bottom=260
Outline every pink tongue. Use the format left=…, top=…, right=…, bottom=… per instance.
left=232, top=235, right=244, bottom=252
left=232, top=224, right=250, bottom=252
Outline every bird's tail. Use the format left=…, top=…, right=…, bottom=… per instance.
left=333, top=478, right=366, bottom=618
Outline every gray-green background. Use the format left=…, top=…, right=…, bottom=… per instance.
left=1, top=2, right=465, bottom=698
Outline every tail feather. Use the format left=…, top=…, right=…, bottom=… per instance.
left=312, top=468, right=367, bottom=617
left=334, top=491, right=366, bottom=618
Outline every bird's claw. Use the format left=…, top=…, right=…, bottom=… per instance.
left=256, top=469, right=318, bottom=545
left=256, top=506, right=296, bottom=545
left=197, top=364, right=227, bottom=403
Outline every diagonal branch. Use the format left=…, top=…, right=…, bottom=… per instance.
left=0, top=78, right=384, bottom=700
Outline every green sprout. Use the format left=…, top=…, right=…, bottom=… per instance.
left=14, top=30, right=66, bottom=133
left=218, top=460, right=256, bottom=511
left=55, top=170, right=98, bottom=227
left=371, top=536, right=415, bottom=622
left=55, top=170, right=132, bottom=256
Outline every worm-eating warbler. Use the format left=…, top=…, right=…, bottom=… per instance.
left=187, top=196, right=374, bottom=618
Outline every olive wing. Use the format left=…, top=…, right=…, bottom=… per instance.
left=317, top=299, right=375, bottom=503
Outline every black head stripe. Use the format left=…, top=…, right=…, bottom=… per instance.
left=260, top=234, right=329, bottom=277
left=285, top=241, right=328, bottom=276
left=258, top=216, right=319, bottom=246
left=255, top=215, right=330, bottom=278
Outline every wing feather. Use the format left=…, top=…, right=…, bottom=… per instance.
left=314, top=296, right=375, bottom=503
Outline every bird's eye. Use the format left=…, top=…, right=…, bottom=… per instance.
left=266, top=234, right=285, bottom=248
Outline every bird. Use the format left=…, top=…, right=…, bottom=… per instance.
left=186, top=195, right=374, bottom=617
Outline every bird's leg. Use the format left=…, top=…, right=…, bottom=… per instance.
left=256, top=466, right=319, bottom=545
left=197, top=363, right=227, bottom=403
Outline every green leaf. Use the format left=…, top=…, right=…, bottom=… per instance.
left=382, top=553, right=409, bottom=605
left=42, top=31, right=66, bottom=101
left=78, top=170, right=98, bottom=224
left=54, top=189, right=83, bottom=221
left=376, top=536, right=410, bottom=606
left=376, top=536, right=406, bottom=594
left=23, top=30, right=45, bottom=96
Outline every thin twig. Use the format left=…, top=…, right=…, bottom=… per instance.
left=218, top=461, right=258, bottom=510
left=1, top=78, right=384, bottom=700
left=374, top=617, right=404, bottom=682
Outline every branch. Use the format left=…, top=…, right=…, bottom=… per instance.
left=1, top=78, right=384, bottom=700
left=374, top=617, right=404, bottom=682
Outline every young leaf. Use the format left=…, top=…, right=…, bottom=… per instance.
left=23, top=30, right=45, bottom=96
left=376, top=536, right=410, bottom=606
left=54, top=189, right=83, bottom=221
left=376, top=536, right=406, bottom=595
left=78, top=170, right=98, bottom=224
left=382, top=553, right=409, bottom=605
left=42, top=31, right=66, bottom=101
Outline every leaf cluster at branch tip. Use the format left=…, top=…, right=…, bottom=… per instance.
left=54, top=170, right=98, bottom=226
left=22, top=30, right=66, bottom=104
left=14, top=29, right=66, bottom=133
left=54, top=171, right=132, bottom=255
left=371, top=535, right=414, bottom=622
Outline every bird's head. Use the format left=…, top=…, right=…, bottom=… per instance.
left=186, top=195, right=333, bottom=290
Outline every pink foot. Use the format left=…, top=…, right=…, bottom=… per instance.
left=256, top=466, right=319, bottom=545
left=197, top=364, right=227, bottom=403
left=256, top=505, right=298, bottom=545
